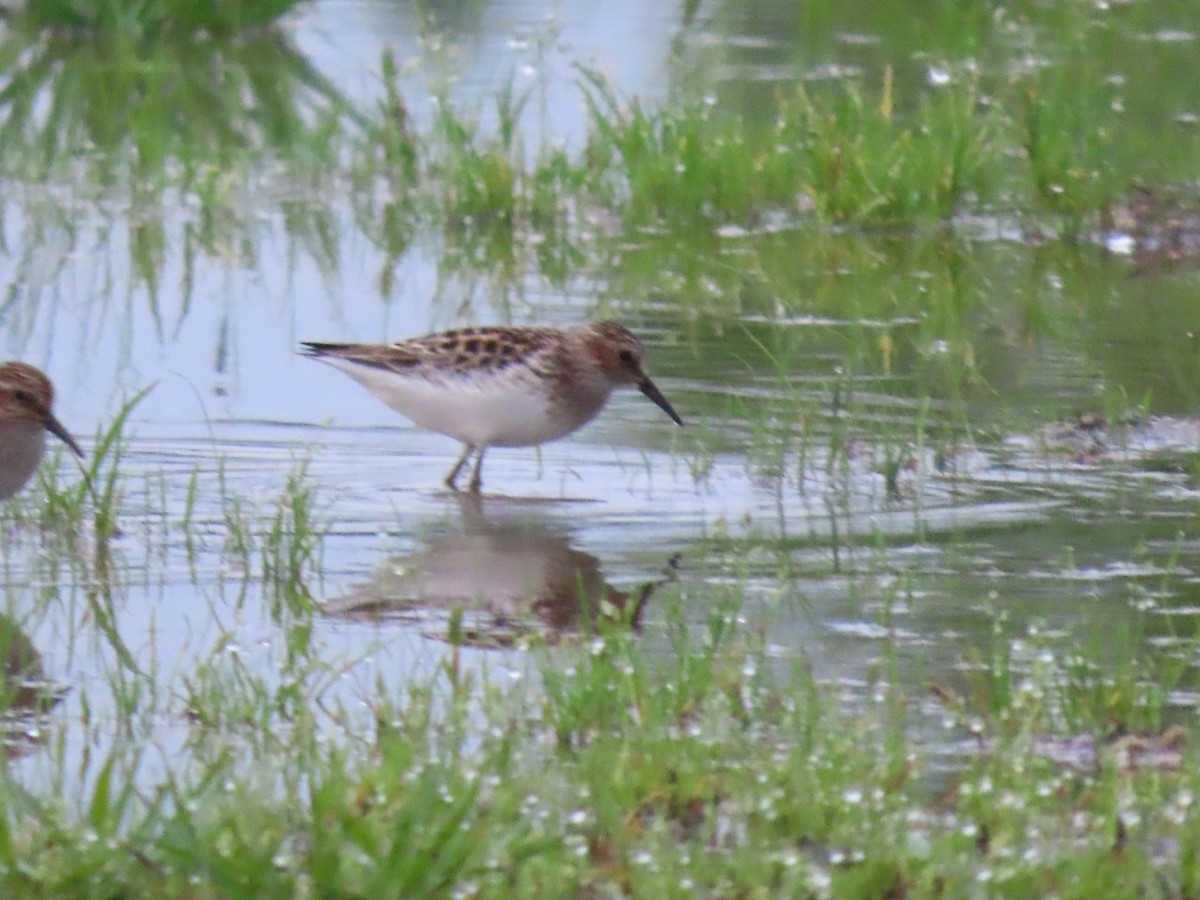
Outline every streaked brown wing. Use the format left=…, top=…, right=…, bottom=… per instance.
left=303, top=326, right=561, bottom=375
left=300, top=341, right=426, bottom=373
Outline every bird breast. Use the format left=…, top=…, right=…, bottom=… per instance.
left=328, top=358, right=613, bottom=448
left=0, top=420, right=46, bottom=501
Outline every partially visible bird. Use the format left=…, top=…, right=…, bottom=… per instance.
left=0, top=361, right=83, bottom=501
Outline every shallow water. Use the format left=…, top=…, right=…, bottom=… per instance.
left=1, top=0, right=1200, bottom=792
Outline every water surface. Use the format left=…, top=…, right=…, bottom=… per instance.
left=1, top=0, right=1200, bottom=787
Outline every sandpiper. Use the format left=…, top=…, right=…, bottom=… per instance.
left=302, top=321, right=683, bottom=492
left=0, top=361, right=83, bottom=501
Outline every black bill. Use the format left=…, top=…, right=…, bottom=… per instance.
left=45, top=412, right=84, bottom=458
left=638, top=378, right=684, bottom=427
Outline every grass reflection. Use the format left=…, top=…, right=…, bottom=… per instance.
left=0, top=21, right=358, bottom=302
left=0, top=24, right=353, bottom=181
left=21, top=0, right=301, bottom=38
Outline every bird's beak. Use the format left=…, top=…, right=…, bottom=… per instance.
left=45, top=412, right=84, bottom=458
left=638, top=377, right=683, bottom=426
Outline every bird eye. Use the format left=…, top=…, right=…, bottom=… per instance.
left=618, top=349, right=634, bottom=364
left=13, top=390, right=36, bottom=407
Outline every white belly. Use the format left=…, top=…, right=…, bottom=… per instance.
left=0, top=421, right=45, bottom=501
left=323, top=359, right=610, bottom=447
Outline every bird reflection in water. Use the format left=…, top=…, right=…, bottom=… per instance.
left=322, top=496, right=679, bottom=647
left=0, top=613, right=66, bottom=758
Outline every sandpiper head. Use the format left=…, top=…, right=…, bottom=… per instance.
left=576, top=322, right=683, bottom=426
left=0, top=361, right=83, bottom=457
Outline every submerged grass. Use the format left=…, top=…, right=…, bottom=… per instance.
left=0, top=581, right=1197, bottom=896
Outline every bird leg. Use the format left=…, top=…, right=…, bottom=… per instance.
left=468, top=447, right=487, bottom=494
left=444, top=444, right=476, bottom=491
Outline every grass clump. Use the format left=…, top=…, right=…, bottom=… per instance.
left=0, top=29, right=1163, bottom=304
left=578, top=65, right=995, bottom=229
